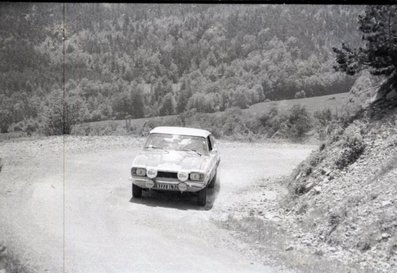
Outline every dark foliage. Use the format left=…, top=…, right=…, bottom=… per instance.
left=333, top=5, right=397, bottom=76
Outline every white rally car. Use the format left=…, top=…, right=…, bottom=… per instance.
left=130, top=126, right=220, bottom=206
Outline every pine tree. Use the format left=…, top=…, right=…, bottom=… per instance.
left=333, top=5, right=397, bottom=76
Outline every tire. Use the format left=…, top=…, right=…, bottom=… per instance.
left=197, top=187, right=207, bottom=206
left=208, top=171, right=217, bottom=189
left=132, top=184, right=142, bottom=198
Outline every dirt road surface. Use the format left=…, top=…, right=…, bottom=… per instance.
left=0, top=136, right=314, bottom=273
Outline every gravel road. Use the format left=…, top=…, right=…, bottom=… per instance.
left=0, top=136, right=314, bottom=273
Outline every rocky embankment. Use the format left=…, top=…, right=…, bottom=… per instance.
left=283, top=73, right=397, bottom=272
left=217, top=72, right=397, bottom=273
left=284, top=102, right=397, bottom=273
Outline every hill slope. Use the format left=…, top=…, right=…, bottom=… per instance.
left=211, top=73, right=397, bottom=273
left=283, top=75, right=397, bottom=272
left=0, top=4, right=361, bottom=134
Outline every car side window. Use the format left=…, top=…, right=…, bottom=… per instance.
left=207, top=136, right=212, bottom=151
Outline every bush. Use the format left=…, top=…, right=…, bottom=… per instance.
left=284, top=105, right=313, bottom=140
left=294, top=90, right=306, bottom=99
left=8, top=118, right=40, bottom=136
left=313, top=108, right=336, bottom=140
left=42, top=91, right=87, bottom=135
left=335, top=123, right=366, bottom=169
left=294, top=147, right=325, bottom=178
left=71, top=124, right=91, bottom=136
left=0, top=109, right=12, bottom=133
left=258, top=107, right=281, bottom=138
left=70, top=104, right=316, bottom=142
left=259, top=105, right=312, bottom=140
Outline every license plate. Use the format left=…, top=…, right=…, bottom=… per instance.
left=155, top=183, right=178, bottom=190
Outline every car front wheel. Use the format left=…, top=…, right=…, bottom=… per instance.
left=132, top=184, right=142, bottom=198
left=197, top=187, right=207, bottom=206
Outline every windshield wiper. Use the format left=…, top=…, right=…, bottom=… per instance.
left=180, top=148, right=202, bottom=156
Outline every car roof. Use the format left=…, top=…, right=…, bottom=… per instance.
left=149, top=126, right=211, bottom=138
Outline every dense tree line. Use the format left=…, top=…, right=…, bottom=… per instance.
left=0, top=4, right=361, bottom=134
left=334, top=5, right=397, bottom=77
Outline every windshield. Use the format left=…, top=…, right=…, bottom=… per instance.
left=144, top=133, right=208, bottom=155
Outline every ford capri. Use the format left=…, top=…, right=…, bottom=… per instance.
left=130, top=126, right=220, bottom=206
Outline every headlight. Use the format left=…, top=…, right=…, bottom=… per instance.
left=177, top=171, right=189, bottom=182
left=131, top=167, right=146, bottom=177
left=147, top=168, right=157, bottom=179
left=189, top=172, right=204, bottom=181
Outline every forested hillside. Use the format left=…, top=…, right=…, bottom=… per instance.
left=0, top=3, right=362, bottom=134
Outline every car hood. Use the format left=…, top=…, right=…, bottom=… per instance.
left=132, top=149, right=209, bottom=172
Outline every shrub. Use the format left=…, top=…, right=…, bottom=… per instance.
left=0, top=109, right=12, bottom=133
left=313, top=108, right=335, bottom=140
left=258, top=107, right=281, bottom=137
left=70, top=104, right=315, bottom=142
left=283, top=105, right=313, bottom=140
left=42, top=91, right=86, bottom=135
left=295, top=148, right=324, bottom=178
left=109, top=121, right=118, bottom=132
left=8, top=118, right=40, bottom=136
left=294, top=90, right=306, bottom=99
left=218, top=108, right=254, bottom=137
left=335, top=123, right=366, bottom=169
left=71, top=124, right=91, bottom=136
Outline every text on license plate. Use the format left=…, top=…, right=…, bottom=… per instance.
left=155, top=183, right=178, bottom=190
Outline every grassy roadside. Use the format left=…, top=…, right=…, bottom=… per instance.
left=78, top=92, right=348, bottom=131
left=1, top=93, right=350, bottom=146
left=70, top=93, right=349, bottom=142
left=245, top=93, right=349, bottom=116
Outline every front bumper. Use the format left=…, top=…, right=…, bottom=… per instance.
left=131, top=176, right=206, bottom=192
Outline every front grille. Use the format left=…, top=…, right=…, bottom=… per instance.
left=157, top=171, right=178, bottom=179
